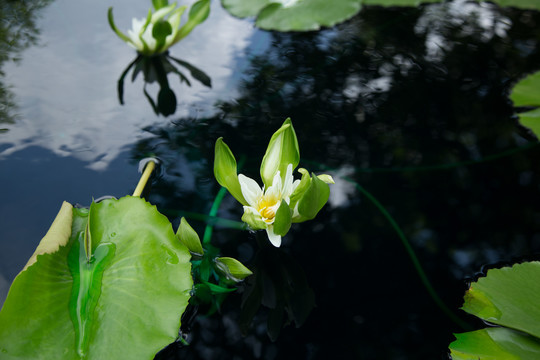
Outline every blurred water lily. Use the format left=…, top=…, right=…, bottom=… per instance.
left=214, top=118, right=334, bottom=247
left=108, top=0, right=210, bottom=56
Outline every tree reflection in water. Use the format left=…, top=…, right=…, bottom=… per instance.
left=135, top=3, right=540, bottom=359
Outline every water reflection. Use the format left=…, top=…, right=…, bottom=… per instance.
left=131, top=3, right=540, bottom=359
left=117, top=52, right=211, bottom=117
left=0, top=0, right=54, bottom=130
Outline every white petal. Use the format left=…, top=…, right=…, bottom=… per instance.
left=271, top=170, right=282, bottom=192
left=127, top=18, right=146, bottom=51
left=243, top=206, right=260, bottom=216
left=265, top=226, right=282, bottom=247
left=281, top=164, right=295, bottom=199
left=140, top=23, right=156, bottom=51
left=238, top=174, right=263, bottom=208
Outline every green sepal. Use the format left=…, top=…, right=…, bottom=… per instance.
left=152, top=20, right=173, bottom=51
left=216, top=257, right=253, bottom=281
left=260, top=118, right=300, bottom=188
left=295, top=173, right=330, bottom=223
left=241, top=209, right=267, bottom=230
left=273, top=200, right=292, bottom=236
left=317, top=174, right=335, bottom=184
left=139, top=9, right=154, bottom=55
left=289, top=168, right=311, bottom=209
left=202, top=280, right=237, bottom=294
left=214, top=137, right=248, bottom=205
left=152, top=0, right=169, bottom=10
left=107, top=7, right=131, bottom=43
left=173, top=0, right=210, bottom=44
left=176, top=217, right=204, bottom=256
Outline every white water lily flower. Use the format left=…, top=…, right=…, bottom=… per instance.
left=238, top=164, right=299, bottom=247
left=108, top=1, right=210, bottom=56
left=126, top=18, right=157, bottom=52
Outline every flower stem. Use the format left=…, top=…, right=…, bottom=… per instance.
left=202, top=156, right=246, bottom=244
left=351, top=180, right=471, bottom=331
left=132, top=160, right=156, bottom=197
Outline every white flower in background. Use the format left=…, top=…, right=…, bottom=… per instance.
left=108, top=1, right=210, bottom=56
left=214, top=118, right=334, bottom=248
left=126, top=18, right=158, bottom=52
left=239, top=164, right=299, bottom=247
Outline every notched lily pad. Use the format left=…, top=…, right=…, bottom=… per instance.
left=0, top=196, right=193, bottom=360
left=510, top=71, right=540, bottom=139
left=449, top=262, right=540, bottom=359
left=221, top=0, right=362, bottom=31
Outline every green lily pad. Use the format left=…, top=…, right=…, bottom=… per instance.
left=0, top=196, right=192, bottom=359
left=486, top=0, right=540, bottom=10
left=220, top=0, right=540, bottom=31
left=221, top=0, right=362, bottom=31
left=510, top=71, right=540, bottom=139
left=449, top=262, right=540, bottom=359
left=362, top=0, right=439, bottom=5
left=450, top=327, right=540, bottom=360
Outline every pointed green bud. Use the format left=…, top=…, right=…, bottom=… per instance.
left=216, top=257, right=253, bottom=281
left=241, top=209, right=267, bottom=230
left=260, top=118, right=300, bottom=188
left=214, top=138, right=248, bottom=205
left=317, top=174, right=335, bottom=184
left=176, top=217, right=204, bottom=256
left=295, top=173, right=330, bottom=222
left=273, top=200, right=292, bottom=236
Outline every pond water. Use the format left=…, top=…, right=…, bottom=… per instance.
left=1, top=0, right=540, bottom=359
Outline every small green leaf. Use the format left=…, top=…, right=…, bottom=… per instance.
left=296, top=173, right=330, bottom=222
left=216, top=257, right=253, bottom=280
left=260, top=118, right=300, bottom=188
left=273, top=200, right=292, bottom=236
left=214, top=138, right=248, bottom=205
left=177, top=217, right=204, bottom=255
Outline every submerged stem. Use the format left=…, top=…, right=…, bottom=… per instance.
left=350, top=180, right=471, bottom=330
left=133, top=160, right=157, bottom=197
left=202, top=156, right=246, bottom=244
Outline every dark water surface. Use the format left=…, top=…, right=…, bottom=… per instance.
left=1, top=0, right=540, bottom=359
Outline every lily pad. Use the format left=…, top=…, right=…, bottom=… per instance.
left=362, top=0, right=439, bottom=5
left=510, top=71, right=540, bottom=139
left=486, top=0, right=540, bottom=10
left=220, top=0, right=540, bottom=31
left=0, top=196, right=192, bottom=359
left=221, top=0, right=362, bottom=31
left=449, top=262, right=540, bottom=359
